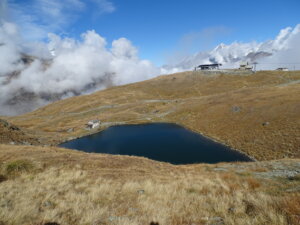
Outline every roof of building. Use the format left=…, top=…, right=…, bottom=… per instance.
left=197, top=63, right=222, bottom=67
left=88, top=119, right=100, bottom=124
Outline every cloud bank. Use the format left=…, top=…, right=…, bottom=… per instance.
left=1, top=23, right=300, bottom=116
left=0, top=0, right=164, bottom=116
left=0, top=24, right=161, bottom=115
left=168, top=24, right=300, bottom=71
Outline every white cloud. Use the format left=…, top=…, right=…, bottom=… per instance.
left=111, top=38, right=138, bottom=59
left=92, top=0, right=116, bottom=14
left=0, top=21, right=24, bottom=76
left=0, top=25, right=159, bottom=115
left=169, top=24, right=300, bottom=71
left=7, top=0, right=115, bottom=41
left=7, top=0, right=70, bottom=40
left=258, top=25, right=300, bottom=70
left=166, top=26, right=231, bottom=65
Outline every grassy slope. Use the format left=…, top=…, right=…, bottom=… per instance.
left=0, top=144, right=299, bottom=225
left=1, top=71, right=300, bottom=225
left=9, top=70, right=300, bottom=160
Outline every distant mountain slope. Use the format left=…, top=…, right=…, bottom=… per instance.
left=167, top=25, right=300, bottom=70
left=171, top=44, right=273, bottom=70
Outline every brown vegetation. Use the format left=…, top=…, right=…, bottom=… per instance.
left=0, top=119, right=41, bottom=145
left=1, top=71, right=300, bottom=224
left=0, top=144, right=299, bottom=225
left=7, top=70, right=300, bottom=160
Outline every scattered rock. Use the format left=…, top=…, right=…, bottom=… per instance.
left=43, top=200, right=54, bottom=208
left=137, top=189, right=145, bottom=194
left=262, top=122, right=270, bottom=126
left=254, top=168, right=300, bottom=179
left=0, top=199, right=13, bottom=209
left=44, top=223, right=60, bottom=225
left=202, top=216, right=224, bottom=225
left=150, top=222, right=160, bottom=225
left=228, top=207, right=236, bottom=213
left=0, top=175, right=7, bottom=183
left=244, top=200, right=256, bottom=216
left=0, top=119, right=20, bottom=130
left=213, top=167, right=228, bottom=172
left=108, top=216, right=122, bottom=222
left=128, top=207, right=139, bottom=212
left=9, top=141, right=15, bottom=145
left=92, top=219, right=106, bottom=225
left=67, top=128, right=74, bottom=133
left=231, top=106, right=241, bottom=113
left=285, top=186, right=300, bottom=192
left=0, top=119, right=9, bottom=127
left=10, top=124, right=20, bottom=131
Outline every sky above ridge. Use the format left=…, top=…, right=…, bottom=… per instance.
left=4, top=0, right=300, bottom=66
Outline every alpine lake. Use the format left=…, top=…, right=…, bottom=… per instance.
left=60, top=123, right=252, bottom=164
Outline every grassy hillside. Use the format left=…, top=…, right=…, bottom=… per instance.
left=9, top=70, right=300, bottom=160
left=0, top=144, right=299, bottom=225
left=1, top=70, right=300, bottom=225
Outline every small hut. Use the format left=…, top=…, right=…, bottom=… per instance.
left=276, top=67, right=289, bottom=71
left=87, top=120, right=100, bottom=129
left=195, top=63, right=222, bottom=71
left=239, top=62, right=253, bottom=70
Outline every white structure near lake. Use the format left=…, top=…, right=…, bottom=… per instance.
left=87, top=119, right=100, bottom=129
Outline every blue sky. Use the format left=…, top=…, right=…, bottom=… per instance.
left=5, top=0, right=300, bottom=65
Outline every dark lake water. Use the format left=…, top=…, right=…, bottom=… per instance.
left=59, top=123, right=252, bottom=164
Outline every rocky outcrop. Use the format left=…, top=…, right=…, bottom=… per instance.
left=0, top=119, right=40, bottom=145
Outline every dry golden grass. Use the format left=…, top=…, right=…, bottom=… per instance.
left=1, top=71, right=300, bottom=225
left=0, top=144, right=299, bottom=225
left=6, top=70, right=300, bottom=161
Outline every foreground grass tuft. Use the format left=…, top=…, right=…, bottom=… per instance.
left=4, top=160, right=34, bottom=175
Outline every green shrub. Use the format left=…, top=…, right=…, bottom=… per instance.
left=5, top=160, right=34, bottom=174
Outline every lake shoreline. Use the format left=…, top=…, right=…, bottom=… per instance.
left=59, top=122, right=254, bottom=164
